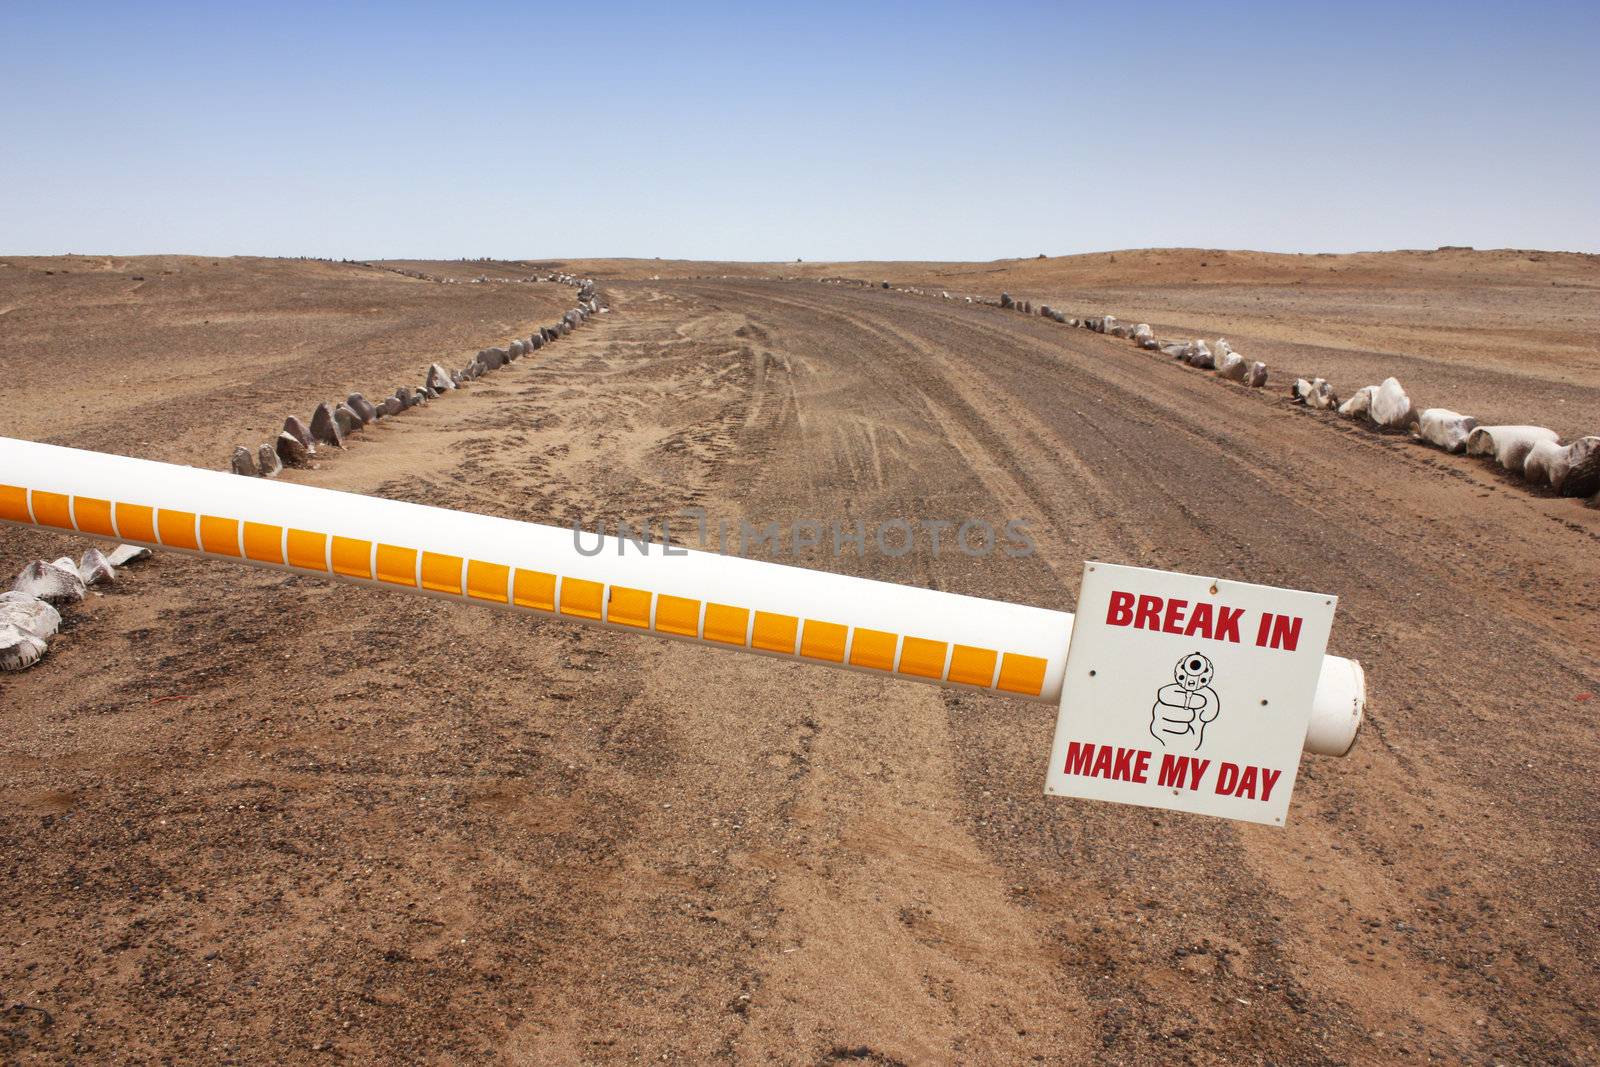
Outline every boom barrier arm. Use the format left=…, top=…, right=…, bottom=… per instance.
left=0, top=438, right=1362, bottom=755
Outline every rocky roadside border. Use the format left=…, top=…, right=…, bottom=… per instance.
left=813, top=276, right=1600, bottom=506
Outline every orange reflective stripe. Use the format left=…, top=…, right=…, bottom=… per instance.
left=512, top=569, right=556, bottom=611
left=116, top=503, right=157, bottom=543
left=73, top=496, right=116, bottom=537
left=848, top=627, right=897, bottom=671
left=243, top=522, right=285, bottom=564
left=331, top=536, right=372, bottom=578
left=375, top=544, right=417, bottom=586
left=286, top=528, right=328, bottom=571
left=751, top=611, right=799, bottom=654
left=997, top=653, right=1047, bottom=696
left=897, top=636, right=948, bottom=679
left=800, top=619, right=848, bottom=662
left=654, top=594, right=700, bottom=636
left=559, top=577, right=603, bottom=619
left=157, top=509, right=199, bottom=549
left=948, top=645, right=999, bottom=687
left=30, top=491, right=73, bottom=529
left=703, top=603, right=750, bottom=645
left=420, top=552, right=463, bottom=594
left=0, top=485, right=29, bottom=524
left=199, top=515, right=242, bottom=556
left=607, top=586, right=652, bottom=627
left=466, top=560, right=510, bottom=602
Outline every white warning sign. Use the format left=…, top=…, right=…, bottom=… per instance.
left=1044, top=562, right=1337, bottom=826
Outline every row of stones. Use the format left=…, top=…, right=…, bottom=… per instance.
left=1291, top=376, right=1599, bottom=498
left=1038, top=298, right=1600, bottom=500
left=1052, top=300, right=1600, bottom=501
left=229, top=278, right=603, bottom=476
left=821, top=277, right=1600, bottom=505
left=1, top=545, right=152, bottom=671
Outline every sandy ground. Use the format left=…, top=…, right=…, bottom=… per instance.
left=1, top=254, right=1597, bottom=1064
left=571, top=248, right=1600, bottom=439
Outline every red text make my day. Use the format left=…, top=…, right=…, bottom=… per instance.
left=1061, top=742, right=1285, bottom=802
left=1105, top=590, right=1304, bottom=652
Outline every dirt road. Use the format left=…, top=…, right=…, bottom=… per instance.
left=3, top=274, right=1597, bottom=1064
left=575, top=248, right=1600, bottom=440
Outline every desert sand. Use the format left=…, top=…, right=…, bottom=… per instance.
left=1, top=250, right=1596, bottom=1063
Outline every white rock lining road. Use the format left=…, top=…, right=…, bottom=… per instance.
left=4, top=275, right=607, bottom=674
left=229, top=274, right=605, bottom=477
left=0, top=544, right=150, bottom=671
left=816, top=276, right=1600, bottom=505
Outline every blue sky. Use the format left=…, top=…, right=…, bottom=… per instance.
left=2, top=1, right=1596, bottom=259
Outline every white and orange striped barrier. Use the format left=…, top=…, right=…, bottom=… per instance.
left=0, top=437, right=1363, bottom=756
